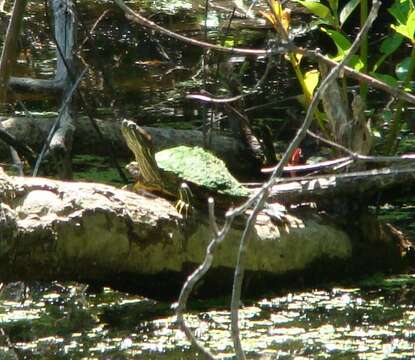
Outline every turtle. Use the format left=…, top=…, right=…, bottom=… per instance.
left=121, top=119, right=251, bottom=211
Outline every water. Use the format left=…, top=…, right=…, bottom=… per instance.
left=0, top=277, right=414, bottom=359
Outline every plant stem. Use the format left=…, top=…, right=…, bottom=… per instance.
left=360, top=0, right=368, bottom=101
left=385, top=44, right=415, bottom=154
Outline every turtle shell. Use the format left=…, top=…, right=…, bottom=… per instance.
left=155, top=146, right=250, bottom=198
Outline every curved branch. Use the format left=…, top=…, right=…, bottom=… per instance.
left=113, top=0, right=415, bottom=106
left=113, top=0, right=267, bottom=56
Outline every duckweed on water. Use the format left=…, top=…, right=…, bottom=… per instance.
left=0, top=277, right=414, bottom=359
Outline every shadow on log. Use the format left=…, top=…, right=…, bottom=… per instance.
left=0, top=168, right=410, bottom=300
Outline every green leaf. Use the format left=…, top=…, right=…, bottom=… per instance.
left=370, top=72, right=399, bottom=88
left=339, top=0, right=360, bottom=27
left=407, top=9, right=415, bottom=39
left=328, top=0, right=338, bottom=14
left=304, top=69, right=320, bottom=96
left=373, top=33, right=405, bottom=71
left=348, top=54, right=364, bottom=71
left=389, top=1, right=415, bottom=40
left=388, top=0, right=411, bottom=24
left=380, top=33, right=404, bottom=55
left=296, top=0, right=336, bottom=25
left=321, top=28, right=352, bottom=57
left=395, top=56, right=413, bottom=80
left=392, top=22, right=414, bottom=40
left=328, top=0, right=339, bottom=17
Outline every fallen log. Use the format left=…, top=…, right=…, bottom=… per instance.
left=0, top=167, right=408, bottom=300
left=270, top=166, right=415, bottom=205
left=0, top=116, right=253, bottom=175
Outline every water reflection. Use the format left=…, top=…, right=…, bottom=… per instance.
left=0, top=278, right=414, bottom=358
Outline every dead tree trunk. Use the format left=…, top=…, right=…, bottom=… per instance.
left=42, top=0, right=77, bottom=179
left=0, top=0, right=78, bottom=179
left=0, top=0, right=27, bottom=104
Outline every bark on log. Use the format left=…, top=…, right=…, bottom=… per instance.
left=9, top=77, right=65, bottom=93
left=0, top=168, right=407, bottom=300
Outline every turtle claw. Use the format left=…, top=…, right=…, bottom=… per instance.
left=175, top=182, right=193, bottom=218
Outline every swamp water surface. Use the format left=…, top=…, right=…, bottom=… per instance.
left=1, top=277, right=415, bottom=359
left=1, top=0, right=415, bottom=358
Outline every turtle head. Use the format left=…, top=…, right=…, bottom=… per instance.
left=121, top=120, right=153, bottom=158
left=121, top=120, right=164, bottom=188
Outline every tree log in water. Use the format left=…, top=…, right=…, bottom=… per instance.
left=0, top=116, right=254, bottom=176
left=0, top=168, right=408, bottom=300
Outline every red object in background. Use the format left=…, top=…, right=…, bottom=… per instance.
left=288, top=147, right=303, bottom=177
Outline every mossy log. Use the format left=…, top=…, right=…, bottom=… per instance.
left=0, top=167, right=408, bottom=300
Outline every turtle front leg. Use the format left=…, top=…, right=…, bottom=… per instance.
left=175, top=182, right=194, bottom=217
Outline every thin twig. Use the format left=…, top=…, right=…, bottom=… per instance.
left=78, top=9, right=109, bottom=51
left=113, top=0, right=266, bottom=56
left=208, top=198, right=219, bottom=237
left=307, top=130, right=415, bottom=164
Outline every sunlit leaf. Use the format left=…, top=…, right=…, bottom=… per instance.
left=391, top=23, right=413, bottom=40
left=269, top=0, right=283, bottom=19
left=294, top=52, right=303, bottom=64
left=260, top=10, right=277, bottom=28
left=395, top=56, right=413, bottom=80
left=295, top=0, right=336, bottom=25
left=407, top=9, right=415, bottom=39
left=281, top=8, right=291, bottom=31
left=339, top=0, right=360, bottom=27
left=389, top=2, right=415, bottom=40
left=304, top=69, right=320, bottom=96
left=224, top=39, right=235, bottom=47
left=348, top=54, right=364, bottom=71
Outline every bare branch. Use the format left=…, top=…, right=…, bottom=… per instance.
left=229, top=1, right=381, bottom=358
left=208, top=197, right=219, bottom=237
left=113, top=0, right=415, bottom=106
left=113, top=0, right=267, bottom=56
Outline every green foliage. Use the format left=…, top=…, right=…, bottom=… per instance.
left=383, top=0, right=415, bottom=153
left=296, top=0, right=337, bottom=26
left=293, top=0, right=415, bottom=154
left=294, top=0, right=361, bottom=29
left=373, top=33, right=404, bottom=71
left=395, top=56, right=413, bottom=81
